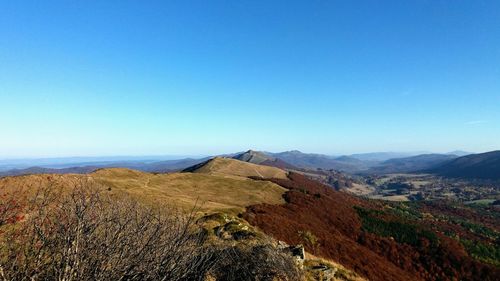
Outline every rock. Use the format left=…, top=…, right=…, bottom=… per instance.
left=277, top=241, right=305, bottom=269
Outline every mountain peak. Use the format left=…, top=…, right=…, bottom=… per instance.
left=233, top=150, right=273, bottom=164
left=285, top=150, right=303, bottom=154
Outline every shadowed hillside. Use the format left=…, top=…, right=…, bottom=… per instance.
left=367, top=154, right=458, bottom=174
left=233, top=150, right=299, bottom=170
left=428, top=151, right=500, bottom=180
left=267, top=150, right=374, bottom=173
left=232, top=150, right=272, bottom=164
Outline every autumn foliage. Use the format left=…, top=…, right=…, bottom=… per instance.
left=244, top=172, right=500, bottom=281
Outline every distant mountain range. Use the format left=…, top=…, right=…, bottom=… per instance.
left=0, top=155, right=201, bottom=171
left=427, top=150, right=500, bottom=181
left=446, top=150, right=472, bottom=157
left=265, top=150, right=374, bottom=173
left=0, top=166, right=100, bottom=177
left=366, top=154, right=460, bottom=174
left=3, top=149, right=498, bottom=181
left=0, top=157, right=209, bottom=177
left=348, top=152, right=422, bottom=162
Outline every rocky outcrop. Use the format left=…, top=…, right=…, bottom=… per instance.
left=277, top=241, right=305, bottom=269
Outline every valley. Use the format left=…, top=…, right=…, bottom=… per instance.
left=356, top=173, right=500, bottom=203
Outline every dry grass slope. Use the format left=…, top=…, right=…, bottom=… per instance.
left=188, top=157, right=288, bottom=179
left=0, top=168, right=287, bottom=214
left=92, top=168, right=287, bottom=213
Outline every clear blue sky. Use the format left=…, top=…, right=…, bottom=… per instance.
left=1, top=1, right=499, bottom=158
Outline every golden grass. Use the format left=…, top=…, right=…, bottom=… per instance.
left=304, top=253, right=367, bottom=281
left=0, top=168, right=287, bottom=214
left=190, top=157, right=288, bottom=179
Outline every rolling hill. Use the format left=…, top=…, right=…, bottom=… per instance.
left=0, top=167, right=287, bottom=214
left=428, top=150, right=500, bottom=180
left=92, top=168, right=287, bottom=213
left=183, top=157, right=288, bottom=179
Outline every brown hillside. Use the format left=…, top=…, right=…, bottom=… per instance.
left=184, top=157, right=288, bottom=179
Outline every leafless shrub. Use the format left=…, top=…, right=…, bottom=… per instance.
left=0, top=180, right=216, bottom=281
left=211, top=244, right=303, bottom=281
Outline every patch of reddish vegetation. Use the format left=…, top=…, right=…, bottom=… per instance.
left=420, top=200, right=500, bottom=232
left=425, top=219, right=482, bottom=241
left=244, top=173, right=500, bottom=281
left=0, top=196, right=24, bottom=226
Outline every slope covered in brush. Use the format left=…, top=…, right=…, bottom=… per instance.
left=243, top=173, right=500, bottom=281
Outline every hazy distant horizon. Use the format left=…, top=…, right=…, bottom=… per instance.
left=0, top=144, right=493, bottom=159
left=0, top=148, right=482, bottom=162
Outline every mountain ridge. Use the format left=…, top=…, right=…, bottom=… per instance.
left=367, top=154, right=459, bottom=174
left=428, top=150, right=500, bottom=180
left=183, top=157, right=289, bottom=179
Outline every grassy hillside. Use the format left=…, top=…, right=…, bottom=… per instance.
left=93, top=168, right=286, bottom=213
left=185, top=157, right=288, bottom=179
left=0, top=168, right=287, bottom=214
